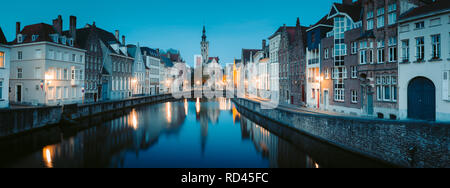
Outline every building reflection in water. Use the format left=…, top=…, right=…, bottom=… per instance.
left=3, top=98, right=323, bottom=168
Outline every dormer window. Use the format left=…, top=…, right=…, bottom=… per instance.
left=17, top=34, right=23, bottom=43
left=32, top=35, right=39, bottom=42
left=69, top=39, right=74, bottom=46
left=61, top=36, right=66, bottom=45
left=50, top=34, right=59, bottom=43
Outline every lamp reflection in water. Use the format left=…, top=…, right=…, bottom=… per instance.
left=196, top=98, right=201, bottom=114
left=232, top=106, right=240, bottom=124
left=42, top=146, right=54, bottom=168
left=166, top=102, right=172, bottom=123
left=184, top=99, right=188, bottom=115
left=130, top=109, right=138, bottom=130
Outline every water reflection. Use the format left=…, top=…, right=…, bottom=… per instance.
left=0, top=98, right=387, bottom=168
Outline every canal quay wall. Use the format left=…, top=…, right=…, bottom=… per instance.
left=232, top=98, right=449, bottom=168
left=0, top=94, right=175, bottom=138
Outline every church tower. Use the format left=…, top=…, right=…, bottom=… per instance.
left=201, top=25, right=209, bottom=66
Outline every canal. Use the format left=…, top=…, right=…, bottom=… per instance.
left=0, top=98, right=390, bottom=168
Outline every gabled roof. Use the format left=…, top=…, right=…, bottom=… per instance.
left=207, top=57, right=219, bottom=64
left=0, top=26, right=7, bottom=44
left=399, top=0, right=450, bottom=21
left=329, top=1, right=362, bottom=22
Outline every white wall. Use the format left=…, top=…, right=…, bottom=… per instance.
left=0, top=44, right=10, bottom=108
left=398, top=12, right=450, bottom=122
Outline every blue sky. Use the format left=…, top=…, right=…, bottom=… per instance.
left=0, top=0, right=339, bottom=66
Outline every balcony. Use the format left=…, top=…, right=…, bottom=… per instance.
left=308, top=58, right=319, bottom=65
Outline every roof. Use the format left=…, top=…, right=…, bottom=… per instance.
left=141, top=47, right=160, bottom=58
left=242, top=49, right=261, bottom=64
left=0, top=26, right=7, bottom=44
left=399, top=0, right=450, bottom=21
left=10, top=23, right=57, bottom=45
left=207, top=57, right=220, bottom=64
left=331, top=1, right=362, bottom=22
left=161, top=55, right=174, bottom=68
left=308, top=15, right=334, bottom=31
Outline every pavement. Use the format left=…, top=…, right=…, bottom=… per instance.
left=244, top=95, right=375, bottom=120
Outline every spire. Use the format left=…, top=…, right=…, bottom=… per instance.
left=202, top=25, right=206, bottom=40
left=296, top=17, right=300, bottom=27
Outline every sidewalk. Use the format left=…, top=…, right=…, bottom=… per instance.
left=245, top=95, right=375, bottom=120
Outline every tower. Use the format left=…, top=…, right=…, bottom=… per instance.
left=200, top=25, right=209, bottom=66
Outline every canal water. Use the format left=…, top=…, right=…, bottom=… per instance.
left=0, top=98, right=389, bottom=168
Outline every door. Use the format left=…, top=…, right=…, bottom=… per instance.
left=323, top=90, right=329, bottom=110
left=367, top=93, right=373, bottom=115
left=16, top=85, right=22, bottom=103
left=408, top=77, right=436, bottom=121
left=291, top=96, right=294, bottom=105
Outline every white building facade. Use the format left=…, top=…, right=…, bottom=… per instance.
left=398, top=4, right=450, bottom=122
left=0, top=42, right=10, bottom=108
left=268, top=32, right=281, bottom=101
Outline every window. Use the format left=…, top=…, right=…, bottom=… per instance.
left=376, top=75, right=396, bottom=102
left=64, top=69, right=68, bottom=80
left=377, top=8, right=385, bottom=28
left=48, top=87, right=54, bottom=100
left=378, top=48, right=385, bottom=63
left=0, top=51, right=4, bottom=68
left=369, top=49, right=374, bottom=64
left=17, top=34, right=23, bottom=43
left=443, top=71, right=449, bottom=100
left=351, top=66, right=357, bottom=78
left=312, top=89, right=316, bottom=99
left=388, top=13, right=397, bottom=25
left=431, top=34, right=441, bottom=59
left=325, top=68, right=329, bottom=79
left=71, top=69, right=75, bottom=80
left=64, top=87, right=68, bottom=99
left=351, top=42, right=358, bottom=54
left=388, top=4, right=397, bottom=12
left=389, top=47, right=397, bottom=62
left=401, top=40, right=410, bottom=62
left=351, top=90, right=358, bottom=103
left=360, top=49, right=367, bottom=64
left=35, top=49, right=42, bottom=59
left=72, top=54, right=76, bottom=62
left=32, top=35, right=39, bottom=42
left=61, top=37, right=66, bottom=45
left=18, top=51, right=22, bottom=60
left=79, top=55, right=83, bottom=63
left=35, top=67, right=41, bottom=79
left=324, top=49, right=329, bottom=59
left=0, top=79, right=3, bottom=99
left=415, top=22, right=425, bottom=29
left=367, top=11, right=374, bottom=30
left=69, top=39, right=74, bottom=46
left=416, top=37, right=425, bottom=61
left=17, top=68, right=23, bottom=78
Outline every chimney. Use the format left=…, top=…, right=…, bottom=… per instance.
left=70, top=16, right=77, bottom=41
left=52, top=15, right=63, bottom=34
left=262, top=39, right=266, bottom=49
left=115, top=30, right=119, bottom=41
left=156, top=48, right=160, bottom=55
left=122, top=35, right=125, bottom=45
left=342, top=0, right=352, bottom=5
left=16, top=22, right=20, bottom=36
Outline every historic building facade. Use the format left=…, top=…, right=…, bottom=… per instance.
left=0, top=27, right=10, bottom=108
left=141, top=47, right=160, bottom=95
left=9, top=16, right=86, bottom=106
left=288, top=18, right=308, bottom=106
left=397, top=0, right=450, bottom=121
left=72, top=21, right=104, bottom=103
left=306, top=16, right=333, bottom=109
left=320, top=0, right=364, bottom=116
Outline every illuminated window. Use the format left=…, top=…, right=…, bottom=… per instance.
left=0, top=51, right=4, bottom=68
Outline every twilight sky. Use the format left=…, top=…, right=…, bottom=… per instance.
left=0, top=0, right=340, bottom=67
